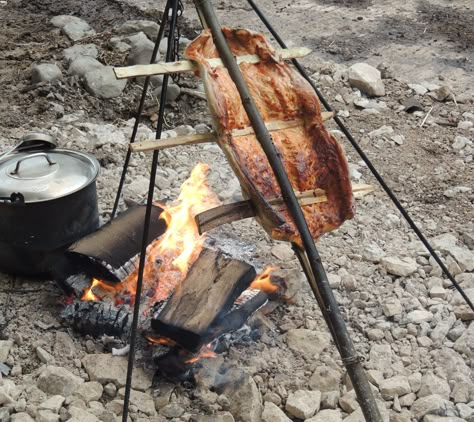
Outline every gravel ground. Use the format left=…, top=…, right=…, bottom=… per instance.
left=0, top=0, right=473, bottom=421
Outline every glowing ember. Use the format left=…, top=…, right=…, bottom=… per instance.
left=145, top=335, right=177, bottom=347
left=250, top=266, right=278, bottom=294
left=185, top=343, right=216, bottom=364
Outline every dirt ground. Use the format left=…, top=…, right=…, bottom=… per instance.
left=0, top=0, right=473, bottom=421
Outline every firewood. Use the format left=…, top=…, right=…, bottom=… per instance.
left=151, top=248, right=256, bottom=351
left=195, top=183, right=375, bottom=234
left=114, top=47, right=311, bottom=80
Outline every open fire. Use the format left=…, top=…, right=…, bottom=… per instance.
left=65, top=163, right=279, bottom=367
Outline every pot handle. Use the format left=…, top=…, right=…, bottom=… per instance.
left=10, top=153, right=57, bottom=175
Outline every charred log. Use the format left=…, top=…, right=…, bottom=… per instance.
left=151, top=248, right=256, bottom=352
left=62, top=301, right=131, bottom=338
left=65, top=205, right=167, bottom=283
left=56, top=273, right=92, bottom=298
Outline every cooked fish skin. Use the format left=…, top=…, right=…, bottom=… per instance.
left=185, top=28, right=354, bottom=243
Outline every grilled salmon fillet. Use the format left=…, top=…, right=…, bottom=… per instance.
left=185, top=28, right=354, bottom=243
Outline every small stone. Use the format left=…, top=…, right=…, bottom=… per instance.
left=285, top=390, right=321, bottom=419
left=383, top=299, right=403, bottom=317
left=406, top=310, right=433, bottom=324
left=50, top=15, right=95, bottom=41
left=339, top=389, right=359, bottom=413
left=306, top=409, right=343, bottom=422
left=423, top=416, right=464, bottom=422
left=64, top=44, right=99, bottom=63
left=286, top=329, right=331, bottom=357
left=368, top=125, right=394, bottom=138
left=366, top=370, right=384, bottom=387
left=453, top=323, right=474, bottom=359
left=0, top=340, right=13, bottom=362
left=348, top=63, right=385, bottom=96
left=104, top=383, right=117, bottom=398
left=399, top=392, right=416, bottom=407
left=31, top=63, right=62, bottom=84
left=309, top=366, right=342, bottom=392
left=263, top=392, right=281, bottom=406
left=452, top=136, right=469, bottom=151
left=381, top=256, right=417, bottom=277
left=321, top=391, right=340, bottom=409
left=451, top=382, right=471, bottom=403
left=379, top=376, right=411, bottom=398
left=429, top=286, right=446, bottom=299
left=68, top=56, right=103, bottom=78
left=152, top=82, right=181, bottom=103
left=84, top=67, right=127, bottom=99
left=68, top=406, right=99, bottom=422
left=0, top=387, right=14, bottom=405
left=37, top=410, right=60, bottom=422
left=328, top=274, right=342, bottom=289
left=74, top=381, right=103, bottom=403
left=408, top=83, right=428, bottom=95
left=159, top=403, right=185, bottom=418
left=37, top=366, right=84, bottom=397
left=367, top=344, right=392, bottom=371
left=458, top=120, right=473, bottom=129
left=270, top=243, right=294, bottom=261
left=261, top=402, right=291, bottom=422
left=82, top=354, right=152, bottom=391
left=411, top=395, right=449, bottom=420
left=36, top=347, right=54, bottom=364
left=38, top=395, right=65, bottom=413
left=117, top=388, right=156, bottom=416
left=428, top=85, right=452, bottom=102
left=11, top=413, right=35, bottom=422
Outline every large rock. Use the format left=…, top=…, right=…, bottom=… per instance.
left=217, top=368, right=262, bottom=422
left=411, top=395, right=450, bottom=420
left=84, top=67, right=127, bottom=99
left=261, top=402, right=292, bottom=422
left=31, top=63, right=62, bottom=84
left=117, top=20, right=159, bottom=40
left=379, top=375, right=411, bottom=398
left=309, top=366, right=342, bottom=392
left=417, top=372, right=450, bottom=399
left=64, top=44, right=99, bottom=63
left=50, top=15, right=95, bottom=41
left=68, top=56, right=103, bottom=78
left=285, top=390, right=321, bottom=419
left=37, top=366, right=83, bottom=397
left=381, top=257, right=417, bottom=277
left=348, top=63, right=385, bottom=97
left=286, top=329, right=331, bottom=357
left=82, top=354, right=152, bottom=391
left=444, top=246, right=474, bottom=271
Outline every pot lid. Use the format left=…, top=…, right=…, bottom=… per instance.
left=0, top=148, right=99, bottom=203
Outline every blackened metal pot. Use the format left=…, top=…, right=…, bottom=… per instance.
left=0, top=134, right=100, bottom=277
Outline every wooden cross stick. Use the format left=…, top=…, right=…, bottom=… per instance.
left=195, top=183, right=374, bottom=234
left=130, top=112, right=336, bottom=153
left=114, top=46, right=311, bottom=80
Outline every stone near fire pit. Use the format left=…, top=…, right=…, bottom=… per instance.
left=380, top=256, right=417, bottom=277
left=309, top=366, right=342, bottom=392
left=261, top=401, right=292, bottom=422
left=11, top=413, right=35, bottom=422
left=38, top=395, right=66, bottom=413
left=306, top=409, right=343, bottom=422
left=37, top=366, right=84, bottom=397
left=74, top=381, right=104, bottom=403
left=218, top=367, right=262, bottom=422
left=285, top=389, right=321, bottom=419
left=286, top=329, right=331, bottom=357
left=348, top=63, right=385, bottom=97
left=84, top=66, right=127, bottom=99
left=82, top=354, right=152, bottom=391
left=118, top=388, right=156, bottom=416
left=50, top=15, right=96, bottom=41
left=31, top=63, right=63, bottom=84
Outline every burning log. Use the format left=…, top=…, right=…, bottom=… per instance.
left=62, top=301, right=131, bottom=338
left=151, top=248, right=256, bottom=351
left=65, top=205, right=167, bottom=283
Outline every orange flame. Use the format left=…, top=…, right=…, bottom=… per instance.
left=81, top=278, right=101, bottom=301
left=250, top=266, right=279, bottom=294
left=185, top=344, right=217, bottom=364
left=112, top=163, right=220, bottom=305
left=145, top=335, right=177, bottom=347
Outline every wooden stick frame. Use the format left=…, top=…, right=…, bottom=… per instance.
left=130, top=112, right=336, bottom=153
left=195, top=183, right=374, bottom=234
left=114, top=47, right=311, bottom=80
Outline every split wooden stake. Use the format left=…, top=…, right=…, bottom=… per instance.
left=114, top=46, right=311, bottom=80
left=195, top=183, right=374, bottom=234
left=130, top=112, right=336, bottom=153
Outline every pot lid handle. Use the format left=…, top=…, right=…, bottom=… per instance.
left=9, top=153, right=57, bottom=176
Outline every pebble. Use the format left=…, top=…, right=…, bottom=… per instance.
left=406, top=310, right=433, bottom=324
left=381, top=256, right=417, bottom=277
left=285, top=390, right=321, bottom=419
left=383, top=299, right=403, bottom=317
left=36, top=347, right=54, bottom=364
left=348, top=63, right=385, bottom=96
left=0, top=340, right=13, bottom=362
left=63, top=44, right=98, bottom=63
left=74, top=381, right=103, bottom=403
left=408, top=83, right=428, bottom=95
left=379, top=375, right=411, bottom=398
left=31, top=63, right=62, bottom=84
